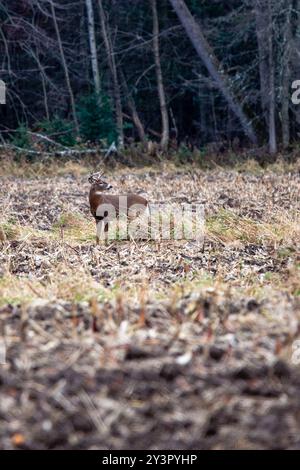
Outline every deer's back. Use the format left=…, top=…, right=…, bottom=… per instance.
left=89, top=192, right=148, bottom=217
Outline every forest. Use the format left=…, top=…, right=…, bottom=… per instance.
left=1, top=0, right=300, bottom=155
left=0, top=0, right=300, bottom=453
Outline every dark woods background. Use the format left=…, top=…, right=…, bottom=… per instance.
left=0, top=0, right=300, bottom=158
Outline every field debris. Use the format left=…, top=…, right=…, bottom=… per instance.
left=0, top=166, right=299, bottom=449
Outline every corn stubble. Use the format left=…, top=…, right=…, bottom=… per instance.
left=0, top=163, right=299, bottom=449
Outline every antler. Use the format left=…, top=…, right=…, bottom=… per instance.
left=89, top=171, right=104, bottom=183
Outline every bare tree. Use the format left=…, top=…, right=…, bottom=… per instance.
left=49, top=0, right=79, bottom=133
left=169, top=0, right=258, bottom=145
left=254, top=0, right=277, bottom=154
left=98, top=0, right=124, bottom=147
left=151, top=0, right=169, bottom=151
left=290, top=0, right=300, bottom=131
left=86, top=0, right=101, bottom=95
left=267, top=1, right=277, bottom=155
left=23, top=41, right=50, bottom=120
left=121, top=70, right=147, bottom=145
left=2, top=0, right=300, bottom=151
left=35, top=49, right=50, bottom=120
left=280, top=0, right=293, bottom=149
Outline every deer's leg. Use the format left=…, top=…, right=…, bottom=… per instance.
left=96, top=220, right=104, bottom=244
left=104, top=222, right=109, bottom=245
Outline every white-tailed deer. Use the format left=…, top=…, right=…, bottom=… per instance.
left=88, top=172, right=149, bottom=243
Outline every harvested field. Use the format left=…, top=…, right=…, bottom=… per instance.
left=0, top=164, right=299, bottom=449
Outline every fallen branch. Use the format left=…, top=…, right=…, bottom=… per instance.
left=28, top=131, right=70, bottom=150
left=0, top=141, right=118, bottom=159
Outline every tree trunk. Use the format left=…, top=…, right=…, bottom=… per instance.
left=290, top=0, right=300, bottom=131
left=151, top=0, right=169, bottom=151
left=50, top=0, right=79, bottom=133
left=254, top=0, right=277, bottom=154
left=98, top=0, right=124, bottom=147
left=267, top=1, right=277, bottom=155
left=39, top=64, right=50, bottom=121
left=281, top=0, right=292, bottom=149
left=85, top=0, right=101, bottom=96
left=169, top=0, right=258, bottom=145
left=254, top=1, right=270, bottom=123
left=30, top=47, right=50, bottom=120
left=121, top=70, right=147, bottom=145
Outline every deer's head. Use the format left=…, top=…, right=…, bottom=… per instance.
left=88, top=172, right=113, bottom=191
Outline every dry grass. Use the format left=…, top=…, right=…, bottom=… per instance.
left=1, top=148, right=300, bottom=178
left=206, top=208, right=300, bottom=246
left=0, top=164, right=298, bottom=306
left=0, top=152, right=95, bottom=178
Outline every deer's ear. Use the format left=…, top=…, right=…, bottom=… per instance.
left=88, top=175, right=94, bottom=184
